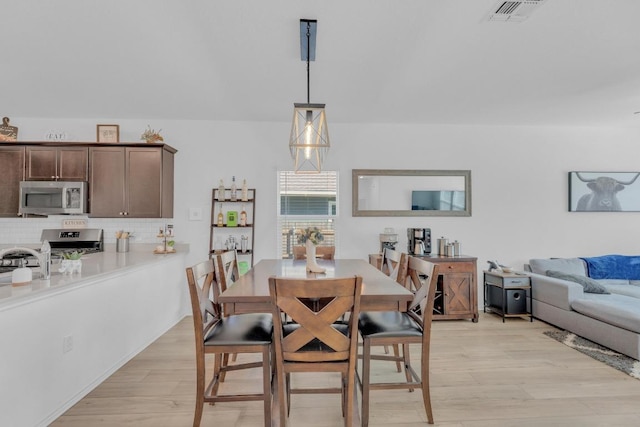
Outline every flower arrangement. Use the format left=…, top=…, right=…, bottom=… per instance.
left=297, top=227, right=324, bottom=245
left=141, top=125, right=164, bottom=143
left=62, top=250, right=84, bottom=260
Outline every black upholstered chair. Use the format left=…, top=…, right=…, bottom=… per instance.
left=185, top=257, right=273, bottom=427
left=357, top=256, right=440, bottom=426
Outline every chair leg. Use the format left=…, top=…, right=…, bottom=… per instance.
left=194, top=357, right=205, bottom=427
left=286, top=373, right=291, bottom=416
left=361, top=338, right=372, bottom=427
left=403, top=343, right=414, bottom=392
left=345, top=366, right=356, bottom=427
left=261, top=346, right=272, bottom=427
left=275, top=364, right=287, bottom=427
left=393, top=344, right=402, bottom=372
left=211, top=354, right=223, bottom=403
left=219, top=353, right=229, bottom=382
left=421, top=350, right=434, bottom=424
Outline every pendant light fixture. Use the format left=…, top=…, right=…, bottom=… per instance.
left=289, top=19, right=330, bottom=173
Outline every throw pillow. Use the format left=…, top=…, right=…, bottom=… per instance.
left=545, top=270, right=611, bottom=294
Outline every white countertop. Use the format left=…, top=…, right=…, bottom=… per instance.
left=0, top=244, right=188, bottom=312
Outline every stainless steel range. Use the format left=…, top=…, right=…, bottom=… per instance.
left=41, top=228, right=104, bottom=255
left=0, top=229, right=103, bottom=275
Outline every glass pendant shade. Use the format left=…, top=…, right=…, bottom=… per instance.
left=289, top=103, right=330, bottom=173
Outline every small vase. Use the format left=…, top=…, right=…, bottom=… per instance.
left=305, top=240, right=326, bottom=273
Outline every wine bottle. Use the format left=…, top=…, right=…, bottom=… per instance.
left=217, top=179, right=225, bottom=202
left=230, top=176, right=237, bottom=201
left=217, top=204, right=224, bottom=227
left=240, top=205, right=247, bottom=226
left=241, top=179, right=248, bottom=201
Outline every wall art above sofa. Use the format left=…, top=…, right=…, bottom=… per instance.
left=569, top=171, right=640, bottom=212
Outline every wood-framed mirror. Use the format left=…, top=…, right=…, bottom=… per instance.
left=352, top=169, right=472, bottom=217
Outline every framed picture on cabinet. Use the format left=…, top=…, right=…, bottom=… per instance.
left=96, top=124, right=120, bottom=143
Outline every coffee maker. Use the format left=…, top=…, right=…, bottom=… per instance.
left=379, top=229, right=398, bottom=253
left=407, top=228, right=431, bottom=255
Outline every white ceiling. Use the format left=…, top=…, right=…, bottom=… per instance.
left=4, top=0, right=640, bottom=127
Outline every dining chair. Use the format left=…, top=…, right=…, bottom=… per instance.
left=269, top=275, right=363, bottom=427
left=381, top=247, right=408, bottom=285
left=292, top=245, right=335, bottom=260
left=185, top=258, right=273, bottom=427
left=357, top=256, right=440, bottom=426
left=380, top=248, right=409, bottom=371
left=215, top=250, right=241, bottom=368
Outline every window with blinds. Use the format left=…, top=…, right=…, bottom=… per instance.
left=277, top=171, right=338, bottom=259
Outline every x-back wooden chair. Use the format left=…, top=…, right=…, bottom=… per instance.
left=269, top=275, right=363, bottom=427
left=379, top=248, right=409, bottom=371
left=357, top=256, right=440, bottom=426
left=185, top=258, right=273, bottom=427
left=292, top=245, right=335, bottom=260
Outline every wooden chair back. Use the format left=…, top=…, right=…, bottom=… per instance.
left=215, top=250, right=239, bottom=292
left=185, top=259, right=222, bottom=344
left=292, top=245, right=335, bottom=260
left=382, top=248, right=408, bottom=286
left=406, top=256, right=440, bottom=345
left=269, top=275, right=362, bottom=363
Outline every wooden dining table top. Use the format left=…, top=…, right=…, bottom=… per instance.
left=219, top=258, right=414, bottom=314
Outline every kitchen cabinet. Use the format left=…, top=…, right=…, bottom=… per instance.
left=209, top=188, right=256, bottom=270
left=25, top=146, right=88, bottom=181
left=0, top=146, right=25, bottom=217
left=89, top=145, right=175, bottom=218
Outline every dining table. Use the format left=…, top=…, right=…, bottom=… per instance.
left=219, top=258, right=414, bottom=315
left=218, top=258, right=415, bottom=426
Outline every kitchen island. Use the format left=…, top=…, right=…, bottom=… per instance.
left=0, top=245, right=190, bottom=427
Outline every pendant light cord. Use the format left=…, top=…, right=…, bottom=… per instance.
left=306, top=21, right=311, bottom=105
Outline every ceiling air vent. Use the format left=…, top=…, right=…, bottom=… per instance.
left=487, top=0, right=546, bottom=22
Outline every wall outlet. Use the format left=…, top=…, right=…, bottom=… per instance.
left=63, top=335, right=73, bottom=353
left=188, top=207, right=203, bottom=221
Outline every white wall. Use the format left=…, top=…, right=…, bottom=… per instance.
left=7, top=117, right=640, bottom=287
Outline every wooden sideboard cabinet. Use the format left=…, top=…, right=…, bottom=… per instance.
left=89, top=145, right=175, bottom=218
left=426, top=255, right=478, bottom=322
left=0, top=146, right=25, bottom=217
left=26, top=146, right=88, bottom=181
left=369, top=253, right=478, bottom=322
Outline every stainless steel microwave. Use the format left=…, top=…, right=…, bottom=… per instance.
left=19, top=181, right=88, bottom=215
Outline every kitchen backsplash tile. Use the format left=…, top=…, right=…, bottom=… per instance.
left=0, top=217, right=171, bottom=245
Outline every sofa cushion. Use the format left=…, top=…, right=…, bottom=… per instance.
left=545, top=270, right=610, bottom=294
left=604, top=283, right=640, bottom=299
left=529, top=258, right=586, bottom=276
left=571, top=294, right=640, bottom=334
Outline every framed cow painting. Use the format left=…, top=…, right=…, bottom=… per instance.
left=569, top=171, right=640, bottom=212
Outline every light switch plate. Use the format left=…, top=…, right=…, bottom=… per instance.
left=189, top=207, right=203, bottom=221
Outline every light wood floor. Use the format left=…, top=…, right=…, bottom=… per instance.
left=52, top=313, right=640, bottom=426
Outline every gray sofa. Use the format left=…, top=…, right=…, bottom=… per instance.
left=527, top=256, right=640, bottom=360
